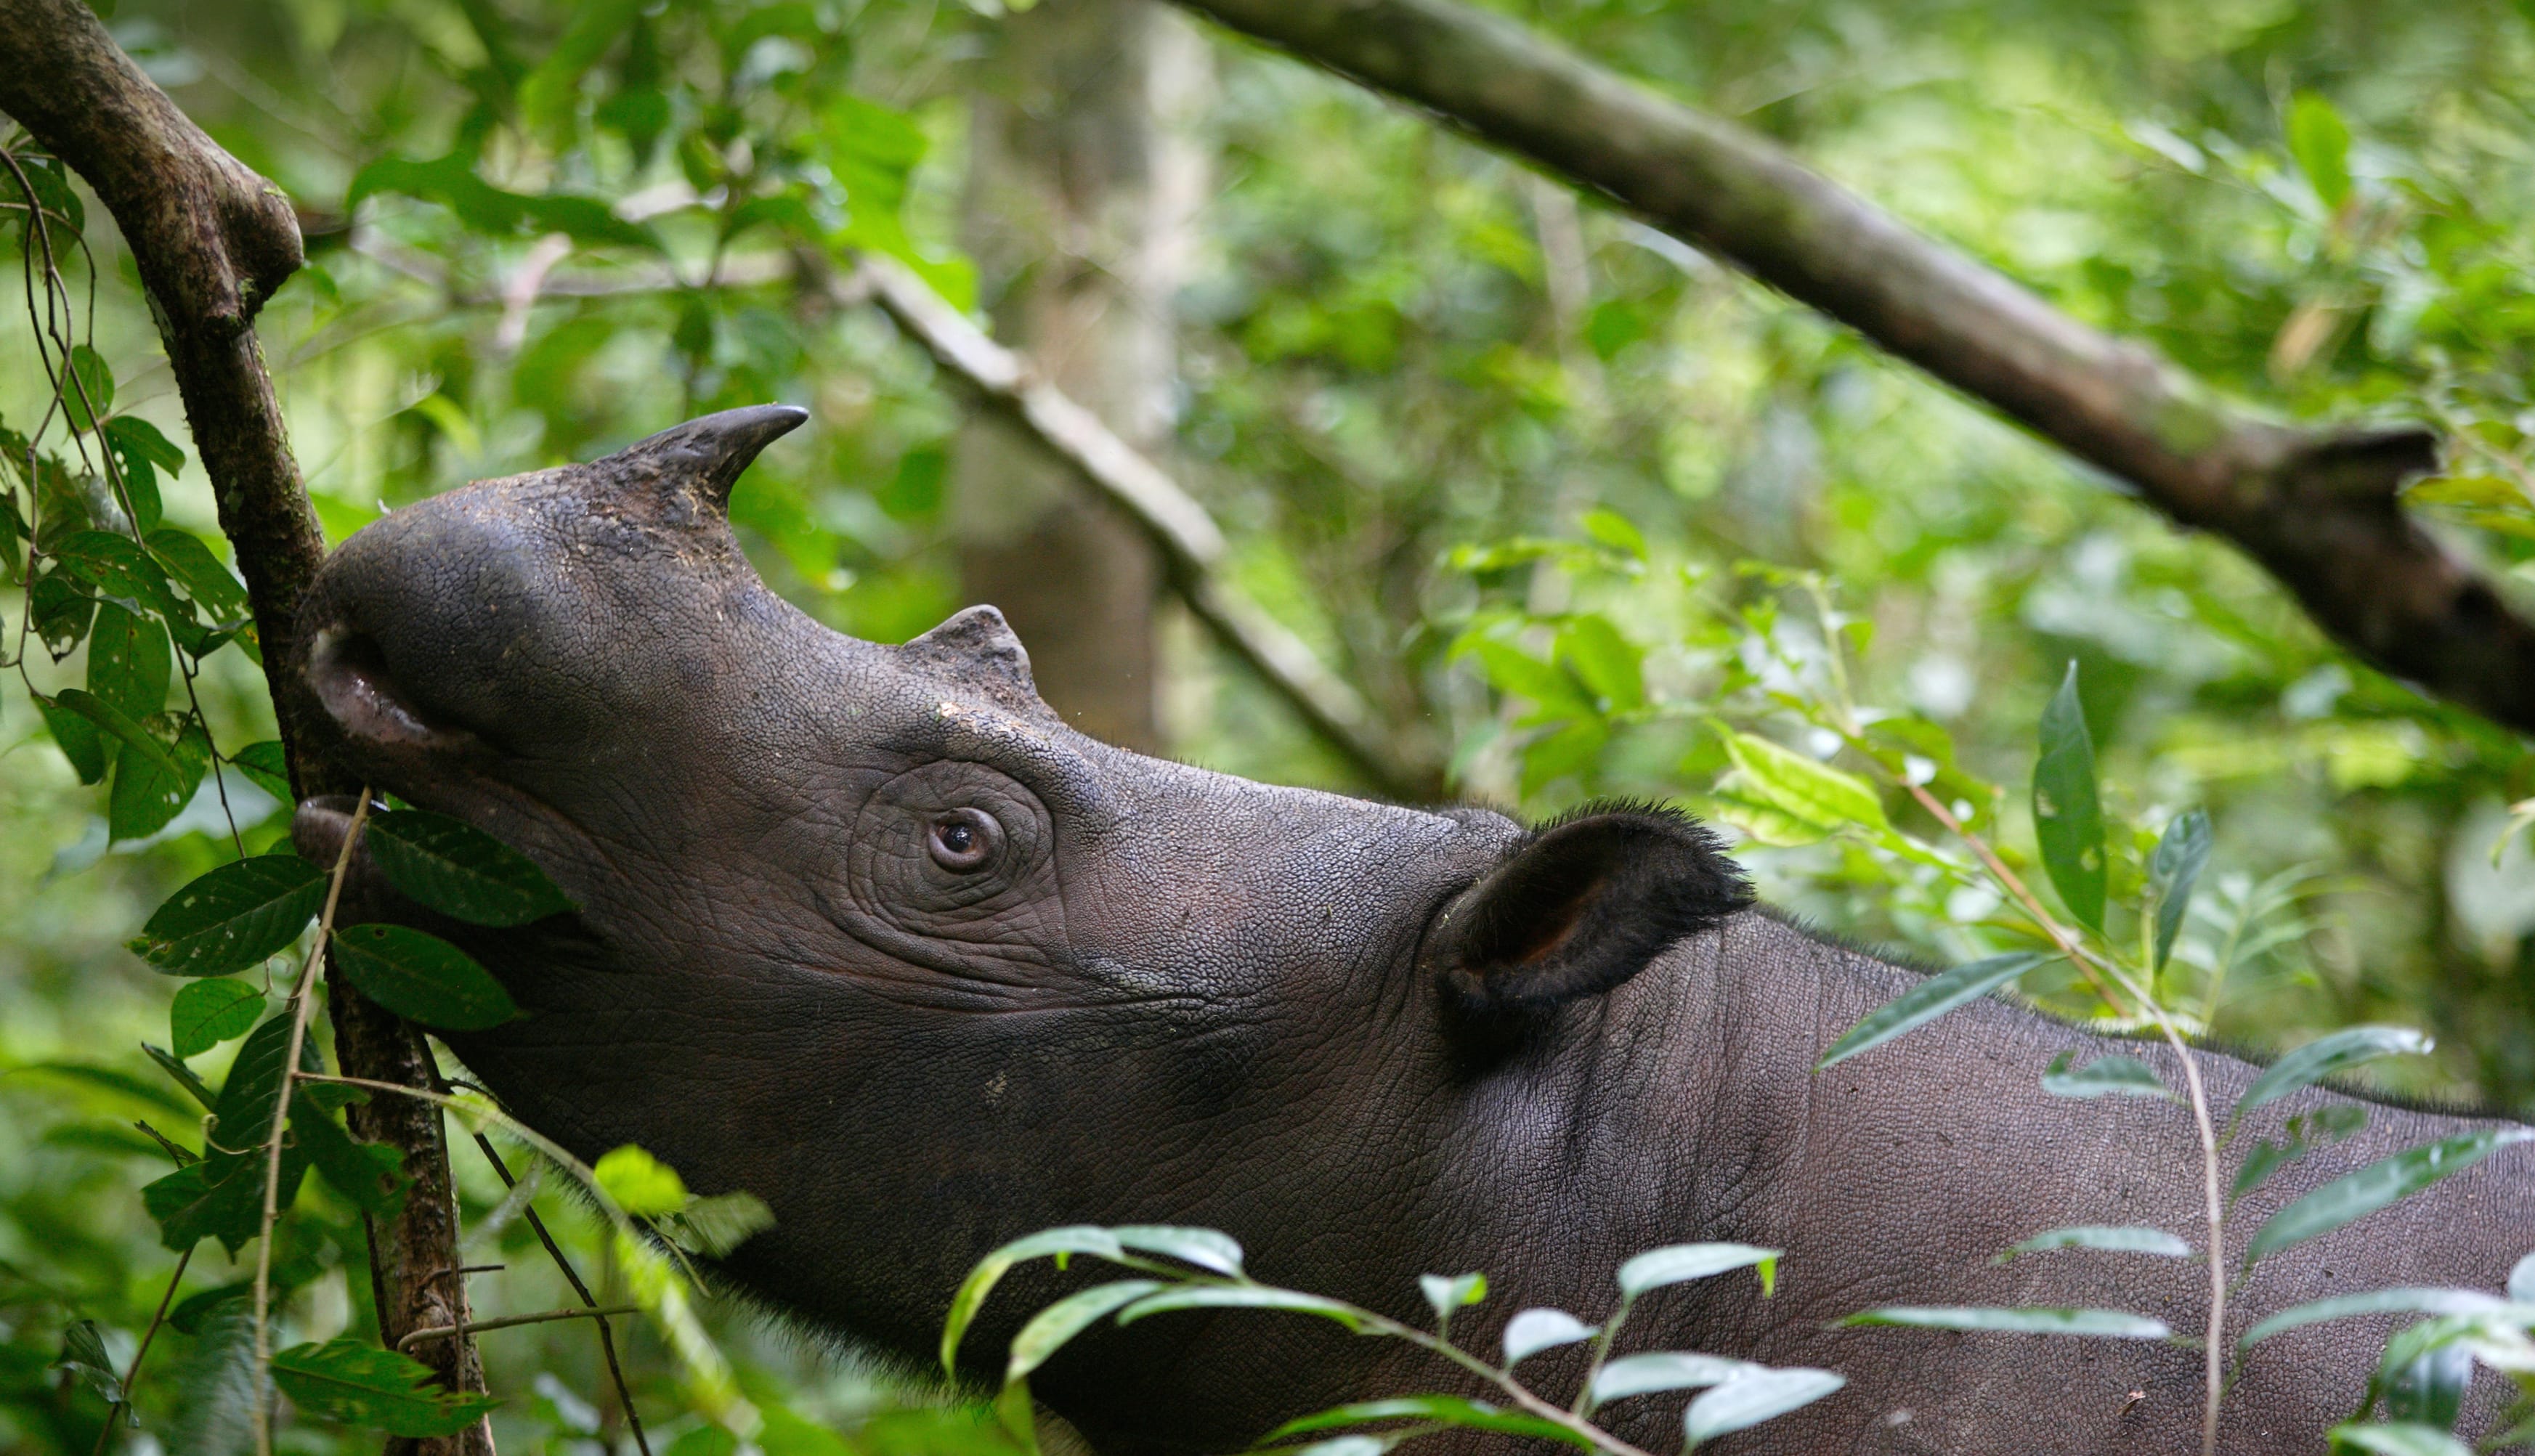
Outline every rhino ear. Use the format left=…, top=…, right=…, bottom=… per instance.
left=1427, top=806, right=1751, bottom=1014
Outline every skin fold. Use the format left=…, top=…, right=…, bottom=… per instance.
left=287, top=407, right=2535, bottom=1455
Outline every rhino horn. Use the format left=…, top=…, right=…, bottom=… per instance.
left=586, top=403, right=808, bottom=518
left=902, top=603, right=1047, bottom=710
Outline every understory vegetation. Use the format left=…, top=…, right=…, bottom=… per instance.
left=2, top=0, right=2534, bottom=1452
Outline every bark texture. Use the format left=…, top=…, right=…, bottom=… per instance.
left=0, top=4, right=491, bottom=1449
left=1173, top=0, right=2535, bottom=736
left=954, top=0, right=1209, bottom=753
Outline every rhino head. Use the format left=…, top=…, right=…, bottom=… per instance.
left=287, top=406, right=1751, bottom=1445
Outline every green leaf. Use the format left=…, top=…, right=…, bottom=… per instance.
left=1579, top=508, right=1647, bottom=560
left=1418, top=1272, right=1486, bottom=1330
left=662, top=1190, right=774, bottom=1256
left=2042, top=1050, right=2173, bottom=1100
left=1588, top=1351, right=1752, bottom=1409
left=57, top=1319, right=128, bottom=1412
left=142, top=1145, right=306, bottom=1253
left=2149, top=809, right=2211, bottom=971
left=52, top=528, right=184, bottom=624
left=171, top=979, right=265, bottom=1056
left=292, top=1105, right=408, bottom=1216
left=162, top=1297, right=259, bottom=1454
left=1682, top=1367, right=1844, bottom=1449
left=1002, top=1279, right=1163, bottom=1383
left=2032, top=662, right=2105, bottom=931
left=1557, top=614, right=1644, bottom=713
left=145, top=528, right=248, bottom=623
left=517, top=0, right=646, bottom=133
left=1817, top=953, right=2049, bottom=1070
left=328, top=924, right=520, bottom=1030
left=2289, top=91, right=2353, bottom=210
left=1111, top=1225, right=1244, bottom=1276
left=87, top=602, right=170, bottom=728
left=1995, top=1225, right=2191, bottom=1262
left=1616, top=1243, right=1780, bottom=1298
left=1470, top=640, right=1590, bottom=718
left=347, top=152, right=662, bottom=251
left=2239, top=1027, right=2432, bottom=1115
left=1262, top=1396, right=1591, bottom=1449
left=131, top=854, right=326, bottom=976
left=139, top=1044, right=217, bottom=1110
left=364, top=809, right=575, bottom=926
left=1500, top=1307, right=1596, bottom=1365
left=1114, top=1284, right=1368, bottom=1330
left=108, top=712, right=211, bottom=842
left=62, top=343, right=113, bottom=433
left=2233, top=1105, right=2369, bottom=1200
left=592, top=1144, right=688, bottom=1216
left=49, top=688, right=177, bottom=778
left=271, top=1338, right=500, bottom=1437
left=102, top=417, right=178, bottom=532
left=2328, top=1423, right=2473, bottom=1456
left=230, top=740, right=291, bottom=800
left=37, top=691, right=108, bottom=784
left=1722, top=730, right=1888, bottom=834
left=1837, top=1306, right=2170, bottom=1338
left=2239, top=1288, right=2513, bottom=1349
left=31, top=574, right=97, bottom=659
left=2247, top=1128, right=2534, bottom=1261
left=941, top=1226, right=1127, bottom=1374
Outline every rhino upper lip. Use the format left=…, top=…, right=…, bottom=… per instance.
left=307, top=624, right=469, bottom=749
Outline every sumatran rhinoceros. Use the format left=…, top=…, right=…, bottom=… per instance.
left=289, top=405, right=2534, bottom=1455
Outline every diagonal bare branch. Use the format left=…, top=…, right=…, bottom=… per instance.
left=1169, top=0, right=2535, bottom=736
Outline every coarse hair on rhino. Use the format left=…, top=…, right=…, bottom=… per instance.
left=290, top=406, right=2535, bottom=1455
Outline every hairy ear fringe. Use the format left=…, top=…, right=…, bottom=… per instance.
left=1429, top=801, right=1752, bottom=1015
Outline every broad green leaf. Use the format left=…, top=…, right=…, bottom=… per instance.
left=57, top=1319, right=127, bottom=1412
left=292, top=1105, right=408, bottom=1216
left=139, top=1044, right=217, bottom=1110
left=517, top=0, right=647, bottom=132
left=102, top=417, right=176, bottom=532
left=1557, top=615, right=1644, bottom=712
left=50, top=688, right=177, bottom=778
left=1589, top=1351, right=1751, bottom=1409
left=230, top=739, right=291, bottom=800
left=2234, top=1105, right=2369, bottom=1200
left=36, top=691, right=107, bottom=784
left=328, top=924, right=520, bottom=1030
left=141, top=1144, right=306, bottom=1253
left=161, top=1297, right=259, bottom=1455
left=664, top=1190, right=775, bottom=1256
left=1500, top=1307, right=1596, bottom=1365
left=19, top=1057, right=196, bottom=1118
left=62, top=343, right=113, bottom=433
left=2149, top=809, right=2211, bottom=970
left=1722, top=730, right=1887, bottom=834
left=145, top=528, right=248, bottom=623
left=2239, top=1289, right=2512, bottom=1350
left=271, top=1338, right=500, bottom=1436
left=2043, top=1050, right=2173, bottom=1100
left=2247, top=1128, right=2534, bottom=1261
left=87, top=603, right=169, bottom=729
left=755, top=1406, right=853, bottom=1456
left=1003, top=1279, right=1163, bottom=1383
left=1997, top=1225, right=2191, bottom=1261
left=1617, top=1243, right=1780, bottom=1298
left=347, top=152, right=662, bottom=251
left=2327, top=1423, right=2472, bottom=1456
left=2239, top=1027, right=2432, bottom=1115
left=1817, top=953, right=2048, bottom=1070
left=2289, top=91, right=2353, bottom=209
left=2032, top=662, right=2105, bottom=931
left=52, top=528, right=184, bottom=624
left=593, top=1143, right=689, bottom=1216
left=941, top=1227, right=1127, bottom=1373
left=1579, top=508, right=1647, bottom=560
left=171, top=979, right=264, bottom=1056
left=364, top=809, right=575, bottom=925
left=1682, top=1367, right=1844, bottom=1449
left=31, top=574, right=98, bottom=659
left=108, top=712, right=211, bottom=842
left=1262, top=1396, right=1591, bottom=1449
left=1837, top=1306, right=2170, bottom=1338
left=1111, top=1225, right=1244, bottom=1276
left=131, top=854, right=326, bottom=976
left=1471, top=640, right=1591, bottom=718
left=1418, top=1272, right=1487, bottom=1331
left=1115, top=1284, right=1368, bottom=1330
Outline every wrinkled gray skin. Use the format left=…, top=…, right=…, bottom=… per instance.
left=291, top=407, right=2535, bottom=1455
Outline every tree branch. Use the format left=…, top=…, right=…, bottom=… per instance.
left=850, top=255, right=1445, bottom=800
left=1170, top=0, right=2535, bottom=735
left=0, top=8, right=492, bottom=1451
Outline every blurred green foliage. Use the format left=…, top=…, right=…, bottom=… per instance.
left=0, top=0, right=2532, bottom=1449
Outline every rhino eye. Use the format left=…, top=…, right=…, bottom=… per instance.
left=928, top=809, right=999, bottom=872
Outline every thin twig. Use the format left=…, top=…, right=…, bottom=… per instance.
left=89, top=1246, right=191, bottom=1456
left=398, top=1304, right=641, bottom=1353
left=250, top=790, right=370, bottom=1456
left=442, top=1070, right=655, bottom=1455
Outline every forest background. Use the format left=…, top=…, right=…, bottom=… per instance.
left=4, top=0, right=2535, bottom=1450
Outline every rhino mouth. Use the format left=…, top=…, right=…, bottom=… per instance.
left=305, top=623, right=474, bottom=751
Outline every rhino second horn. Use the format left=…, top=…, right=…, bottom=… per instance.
left=904, top=605, right=1044, bottom=708
left=588, top=403, right=810, bottom=517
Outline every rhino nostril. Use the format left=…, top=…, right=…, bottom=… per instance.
left=308, top=625, right=462, bottom=748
